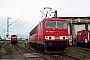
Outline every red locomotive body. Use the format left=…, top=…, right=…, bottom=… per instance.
left=29, top=18, right=69, bottom=53
left=77, top=30, right=90, bottom=46
left=10, top=35, right=18, bottom=44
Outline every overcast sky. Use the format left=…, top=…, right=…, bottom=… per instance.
left=0, top=0, right=90, bottom=39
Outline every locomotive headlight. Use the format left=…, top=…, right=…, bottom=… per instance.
left=60, top=36, right=68, bottom=40
left=45, top=36, right=55, bottom=40
left=85, top=39, right=88, bottom=43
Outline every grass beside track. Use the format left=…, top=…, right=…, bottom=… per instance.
left=0, top=43, right=20, bottom=55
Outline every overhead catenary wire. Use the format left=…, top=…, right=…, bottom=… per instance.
left=20, top=0, right=32, bottom=19
left=20, top=0, right=55, bottom=19
left=50, top=0, right=56, bottom=6
left=9, top=18, right=19, bottom=26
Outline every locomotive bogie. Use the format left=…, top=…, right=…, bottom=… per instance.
left=11, top=40, right=17, bottom=44
left=30, top=42, right=69, bottom=53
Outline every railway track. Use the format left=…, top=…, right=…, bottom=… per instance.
left=48, top=46, right=90, bottom=60
left=1, top=41, right=90, bottom=60
left=77, top=46, right=90, bottom=52
left=14, top=44, right=83, bottom=60
left=68, top=46, right=90, bottom=60
left=27, top=45, right=82, bottom=60
left=1, top=42, right=89, bottom=60
left=14, top=45, right=53, bottom=60
left=51, top=54, right=81, bottom=60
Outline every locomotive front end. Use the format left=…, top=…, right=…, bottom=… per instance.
left=77, top=30, right=90, bottom=47
left=10, top=35, right=18, bottom=44
left=43, top=18, right=69, bottom=52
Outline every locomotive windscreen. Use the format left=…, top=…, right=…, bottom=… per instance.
left=46, top=21, right=56, bottom=28
left=11, top=35, right=17, bottom=37
left=46, top=21, right=67, bottom=28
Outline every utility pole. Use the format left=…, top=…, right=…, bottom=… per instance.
left=4, top=30, right=5, bottom=40
left=6, top=17, right=19, bottom=39
left=6, top=17, right=11, bottom=38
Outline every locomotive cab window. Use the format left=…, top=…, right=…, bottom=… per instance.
left=11, top=35, right=17, bottom=37
left=46, top=21, right=67, bottom=28
left=77, top=32, right=82, bottom=35
left=46, top=21, right=56, bottom=28
left=57, top=21, right=67, bottom=28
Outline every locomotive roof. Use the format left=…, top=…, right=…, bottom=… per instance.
left=43, top=18, right=68, bottom=21
left=11, top=35, right=17, bottom=36
left=78, top=30, right=90, bottom=32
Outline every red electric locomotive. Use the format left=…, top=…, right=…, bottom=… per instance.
left=10, top=35, right=18, bottom=44
left=29, top=18, right=69, bottom=53
left=76, top=30, right=90, bottom=47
